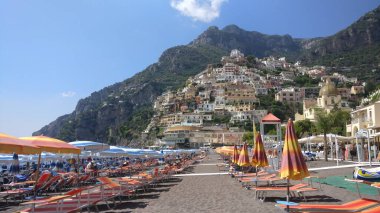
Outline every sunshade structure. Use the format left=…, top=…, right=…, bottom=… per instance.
left=101, top=146, right=128, bottom=156
left=139, top=149, right=163, bottom=157
left=69, top=141, right=110, bottom=152
left=237, top=143, right=250, bottom=167
left=280, top=119, right=310, bottom=205
left=20, top=136, right=80, bottom=154
left=19, top=136, right=80, bottom=191
left=0, top=133, right=41, bottom=155
left=298, top=134, right=352, bottom=143
left=298, top=134, right=353, bottom=165
left=251, top=132, right=269, bottom=168
left=232, top=145, right=239, bottom=164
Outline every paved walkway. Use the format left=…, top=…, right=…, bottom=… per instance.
left=95, top=151, right=372, bottom=213
left=130, top=151, right=278, bottom=213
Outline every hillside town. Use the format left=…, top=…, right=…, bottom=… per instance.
left=144, top=50, right=377, bottom=148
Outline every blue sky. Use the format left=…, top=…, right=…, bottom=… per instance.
left=1, top=0, right=380, bottom=137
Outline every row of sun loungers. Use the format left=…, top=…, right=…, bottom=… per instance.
left=0, top=172, right=95, bottom=204
left=0, top=158, right=197, bottom=213
left=230, top=168, right=380, bottom=212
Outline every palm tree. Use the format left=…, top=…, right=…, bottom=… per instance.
left=315, top=110, right=333, bottom=161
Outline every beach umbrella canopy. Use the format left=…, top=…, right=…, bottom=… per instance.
left=20, top=136, right=80, bottom=154
left=0, top=133, right=41, bottom=155
left=280, top=119, right=310, bottom=206
left=298, top=134, right=352, bottom=143
left=280, top=119, right=309, bottom=180
left=69, top=141, right=110, bottom=152
left=237, top=143, right=250, bottom=167
left=232, top=145, right=239, bottom=164
left=220, top=146, right=235, bottom=156
left=251, top=132, right=269, bottom=167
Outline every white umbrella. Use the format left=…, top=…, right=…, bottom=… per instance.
left=298, top=134, right=353, bottom=165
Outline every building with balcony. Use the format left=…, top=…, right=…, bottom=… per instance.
left=346, top=101, right=380, bottom=137
left=275, top=87, right=303, bottom=103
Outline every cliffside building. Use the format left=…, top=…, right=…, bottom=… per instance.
left=295, top=77, right=352, bottom=122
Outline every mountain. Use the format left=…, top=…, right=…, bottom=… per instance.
left=34, top=5, right=380, bottom=145
left=301, top=5, right=380, bottom=68
left=34, top=45, right=228, bottom=145
left=191, top=25, right=302, bottom=60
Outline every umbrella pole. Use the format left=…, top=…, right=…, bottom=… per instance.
left=76, top=154, right=80, bottom=187
left=33, top=153, right=42, bottom=199
left=286, top=178, right=290, bottom=212
left=255, top=166, right=258, bottom=187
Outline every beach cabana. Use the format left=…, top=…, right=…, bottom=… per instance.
left=280, top=119, right=310, bottom=208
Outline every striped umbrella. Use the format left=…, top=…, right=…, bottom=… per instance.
left=280, top=119, right=310, bottom=205
left=237, top=143, right=250, bottom=167
left=232, top=145, right=239, bottom=164
left=251, top=132, right=268, bottom=168
left=251, top=132, right=268, bottom=186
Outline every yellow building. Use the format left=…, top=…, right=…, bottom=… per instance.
left=295, top=77, right=352, bottom=122
left=346, top=101, right=380, bottom=137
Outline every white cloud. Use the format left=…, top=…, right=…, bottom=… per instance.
left=170, top=0, right=227, bottom=23
left=61, top=91, right=76, bottom=98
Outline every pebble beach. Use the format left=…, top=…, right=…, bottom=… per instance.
left=2, top=150, right=377, bottom=213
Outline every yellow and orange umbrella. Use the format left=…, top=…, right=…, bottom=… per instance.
left=232, top=145, right=239, bottom=164
left=237, top=143, right=250, bottom=167
left=280, top=119, right=310, bottom=203
left=0, top=133, right=41, bottom=155
left=280, top=119, right=309, bottom=180
left=19, top=136, right=80, bottom=154
left=251, top=132, right=268, bottom=167
left=217, top=146, right=234, bottom=156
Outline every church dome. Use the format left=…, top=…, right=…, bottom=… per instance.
left=319, top=77, right=338, bottom=96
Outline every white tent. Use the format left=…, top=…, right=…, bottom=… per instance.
left=298, top=134, right=353, bottom=165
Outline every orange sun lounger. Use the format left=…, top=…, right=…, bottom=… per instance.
left=251, top=183, right=317, bottom=201
left=276, top=198, right=380, bottom=212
